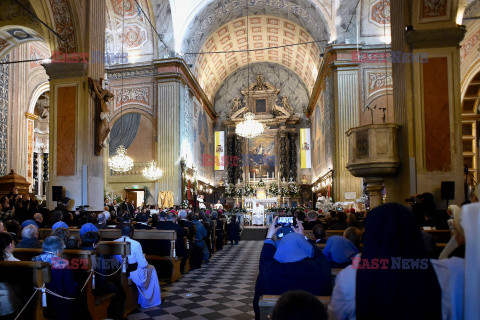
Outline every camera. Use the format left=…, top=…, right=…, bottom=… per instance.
left=276, top=216, right=296, bottom=228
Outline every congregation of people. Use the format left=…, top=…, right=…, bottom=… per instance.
left=0, top=188, right=241, bottom=319
left=253, top=192, right=475, bottom=320
left=0, top=186, right=477, bottom=319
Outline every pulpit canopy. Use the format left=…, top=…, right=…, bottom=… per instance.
left=0, top=170, right=31, bottom=197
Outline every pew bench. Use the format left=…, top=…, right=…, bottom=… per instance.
left=0, top=261, right=51, bottom=320
left=259, top=295, right=331, bottom=320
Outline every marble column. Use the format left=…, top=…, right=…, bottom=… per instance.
left=332, top=61, right=363, bottom=201
left=156, top=79, right=182, bottom=205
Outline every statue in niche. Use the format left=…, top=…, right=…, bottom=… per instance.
left=88, top=78, right=114, bottom=156
left=281, top=95, right=295, bottom=115
left=252, top=74, right=269, bottom=91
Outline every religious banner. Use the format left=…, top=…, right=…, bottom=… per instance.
left=300, top=128, right=312, bottom=169
left=214, top=131, right=225, bottom=170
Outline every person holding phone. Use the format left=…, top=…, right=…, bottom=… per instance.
left=253, top=217, right=331, bottom=320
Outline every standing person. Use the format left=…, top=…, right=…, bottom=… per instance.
left=214, top=200, right=223, bottom=210
left=114, top=224, right=161, bottom=309
left=191, top=215, right=210, bottom=264
left=228, top=215, right=241, bottom=245
left=330, top=203, right=463, bottom=320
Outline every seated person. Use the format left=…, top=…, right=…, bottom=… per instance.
left=95, top=212, right=108, bottom=229
left=134, top=212, right=152, bottom=230
left=81, top=231, right=125, bottom=319
left=34, top=212, right=45, bottom=228
left=254, top=217, right=331, bottom=320
left=32, top=236, right=81, bottom=319
left=178, top=210, right=195, bottom=242
left=346, top=213, right=362, bottom=228
left=322, top=235, right=359, bottom=268
left=329, top=211, right=348, bottom=230
left=325, top=211, right=336, bottom=228
left=52, top=221, right=69, bottom=230
left=16, top=224, right=42, bottom=248
left=227, top=215, right=241, bottom=245
left=155, top=212, right=188, bottom=273
left=330, top=203, right=464, bottom=320
left=303, top=210, right=321, bottom=230
left=309, top=224, right=327, bottom=245
left=4, top=220, right=20, bottom=243
left=343, top=227, right=362, bottom=250
left=271, top=290, right=328, bottom=320
left=20, top=219, right=38, bottom=229
left=51, top=227, right=80, bottom=249
left=114, top=224, right=161, bottom=309
left=0, top=232, right=21, bottom=317
left=439, top=205, right=465, bottom=259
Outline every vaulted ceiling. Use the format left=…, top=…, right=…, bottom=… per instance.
left=192, top=15, right=322, bottom=101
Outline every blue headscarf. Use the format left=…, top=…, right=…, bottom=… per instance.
left=273, top=232, right=314, bottom=263
left=21, top=220, right=38, bottom=229
left=322, top=235, right=359, bottom=264
left=52, top=221, right=69, bottom=230
left=80, top=223, right=98, bottom=236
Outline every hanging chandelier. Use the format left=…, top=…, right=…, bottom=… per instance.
left=236, top=112, right=264, bottom=138
left=142, top=160, right=163, bottom=180
left=108, top=0, right=134, bottom=172
left=108, top=146, right=134, bottom=172
left=235, top=1, right=263, bottom=139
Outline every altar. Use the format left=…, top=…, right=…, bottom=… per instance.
left=243, top=196, right=278, bottom=226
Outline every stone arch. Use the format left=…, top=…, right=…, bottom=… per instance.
left=28, top=81, right=50, bottom=115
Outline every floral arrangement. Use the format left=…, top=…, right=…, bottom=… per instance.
left=316, top=196, right=335, bottom=213
left=268, top=182, right=279, bottom=196
left=288, top=184, right=300, bottom=196
left=243, top=184, right=256, bottom=197
left=234, top=188, right=243, bottom=197
left=225, top=185, right=236, bottom=198
left=181, top=199, right=190, bottom=208
left=257, top=180, right=266, bottom=188
left=280, top=187, right=289, bottom=197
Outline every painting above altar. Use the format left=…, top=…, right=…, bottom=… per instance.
left=248, top=137, right=276, bottom=179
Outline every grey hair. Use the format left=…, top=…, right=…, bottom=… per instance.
left=167, top=212, right=176, bottom=222
left=21, top=224, right=38, bottom=239
left=43, top=236, right=65, bottom=254
left=179, top=210, right=187, bottom=219
left=97, top=212, right=106, bottom=223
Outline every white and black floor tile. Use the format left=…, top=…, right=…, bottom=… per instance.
left=128, top=241, right=263, bottom=320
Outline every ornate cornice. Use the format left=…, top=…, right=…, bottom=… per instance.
left=405, top=26, right=467, bottom=49
left=154, top=58, right=216, bottom=120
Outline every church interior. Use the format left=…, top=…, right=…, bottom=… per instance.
left=0, top=0, right=479, bottom=319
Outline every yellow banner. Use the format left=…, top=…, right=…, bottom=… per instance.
left=300, top=128, right=311, bottom=169
left=214, top=131, right=225, bottom=170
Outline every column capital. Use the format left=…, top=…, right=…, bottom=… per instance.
left=405, top=26, right=466, bottom=49
left=42, top=62, right=88, bottom=80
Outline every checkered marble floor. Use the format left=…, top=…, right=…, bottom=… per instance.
left=128, top=241, right=264, bottom=320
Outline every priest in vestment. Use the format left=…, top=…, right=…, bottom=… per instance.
left=252, top=203, right=265, bottom=226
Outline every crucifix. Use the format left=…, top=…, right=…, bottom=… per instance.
left=88, top=78, right=114, bottom=156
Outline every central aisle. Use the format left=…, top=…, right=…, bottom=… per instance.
left=128, top=241, right=264, bottom=320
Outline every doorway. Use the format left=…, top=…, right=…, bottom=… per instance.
left=125, top=189, right=145, bottom=208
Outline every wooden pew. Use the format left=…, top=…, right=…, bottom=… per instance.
left=305, top=229, right=451, bottom=243
left=133, top=230, right=182, bottom=283
left=259, top=295, right=331, bottom=320
left=0, top=261, right=51, bottom=320
left=13, top=248, right=115, bottom=320
left=96, top=241, right=138, bottom=318
left=38, top=228, right=187, bottom=282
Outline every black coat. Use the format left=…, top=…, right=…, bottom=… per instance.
left=253, top=242, right=331, bottom=319
left=179, top=219, right=195, bottom=242
left=227, top=222, right=240, bottom=241
left=156, top=221, right=187, bottom=257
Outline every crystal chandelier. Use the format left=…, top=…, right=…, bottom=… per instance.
left=142, top=160, right=163, bottom=181
left=236, top=112, right=264, bottom=138
left=108, top=146, right=134, bottom=172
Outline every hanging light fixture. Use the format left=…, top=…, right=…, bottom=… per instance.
left=108, top=0, right=134, bottom=172
left=142, top=160, right=163, bottom=180
left=235, top=1, right=264, bottom=139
